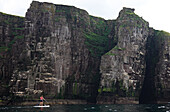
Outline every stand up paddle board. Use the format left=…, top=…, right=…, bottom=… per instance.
left=33, top=105, right=50, bottom=108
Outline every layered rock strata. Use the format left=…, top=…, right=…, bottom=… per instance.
left=0, top=12, right=24, bottom=100
left=0, top=1, right=169, bottom=104
left=98, top=8, right=149, bottom=103
left=9, top=1, right=114, bottom=103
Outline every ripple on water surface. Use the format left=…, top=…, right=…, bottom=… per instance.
left=0, top=104, right=169, bottom=112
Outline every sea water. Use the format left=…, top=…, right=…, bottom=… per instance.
left=0, top=104, right=170, bottom=112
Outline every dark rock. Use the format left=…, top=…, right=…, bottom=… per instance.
left=98, top=8, right=149, bottom=102
left=0, top=12, right=25, bottom=99
left=0, top=2, right=169, bottom=104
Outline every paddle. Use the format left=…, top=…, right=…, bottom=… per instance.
left=44, top=99, right=48, bottom=103
left=44, top=98, right=50, bottom=105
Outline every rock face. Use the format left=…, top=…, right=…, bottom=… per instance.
left=139, top=29, right=170, bottom=103
left=0, top=12, right=24, bottom=100
left=0, top=1, right=169, bottom=104
left=155, top=31, right=170, bottom=101
left=97, top=8, right=149, bottom=103
left=8, top=1, right=114, bottom=103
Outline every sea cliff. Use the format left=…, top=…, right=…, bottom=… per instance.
left=0, top=1, right=169, bottom=104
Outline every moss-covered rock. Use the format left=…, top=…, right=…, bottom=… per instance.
left=0, top=2, right=169, bottom=104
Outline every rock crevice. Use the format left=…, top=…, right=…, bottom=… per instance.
left=0, top=2, right=169, bottom=104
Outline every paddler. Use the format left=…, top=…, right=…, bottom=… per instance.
left=39, top=95, right=45, bottom=106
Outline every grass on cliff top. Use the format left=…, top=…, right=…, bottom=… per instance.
left=119, top=9, right=148, bottom=28
left=0, top=12, right=24, bottom=18
left=155, top=30, right=170, bottom=37
left=155, top=30, right=170, bottom=45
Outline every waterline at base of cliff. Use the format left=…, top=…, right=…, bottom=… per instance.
left=0, top=104, right=170, bottom=112
left=0, top=1, right=169, bottom=105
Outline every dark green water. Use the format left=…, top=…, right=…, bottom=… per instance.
left=0, top=104, right=170, bottom=112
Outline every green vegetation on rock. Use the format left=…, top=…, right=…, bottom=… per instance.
left=84, top=16, right=114, bottom=57
left=0, top=12, right=24, bottom=18
left=73, top=82, right=78, bottom=95
left=84, top=31, right=110, bottom=57
left=98, top=80, right=136, bottom=97
left=113, top=46, right=126, bottom=50
left=105, top=52, right=116, bottom=56
left=118, top=8, right=148, bottom=29
left=0, top=46, right=9, bottom=52
left=13, top=27, right=24, bottom=30
left=15, top=35, right=24, bottom=39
